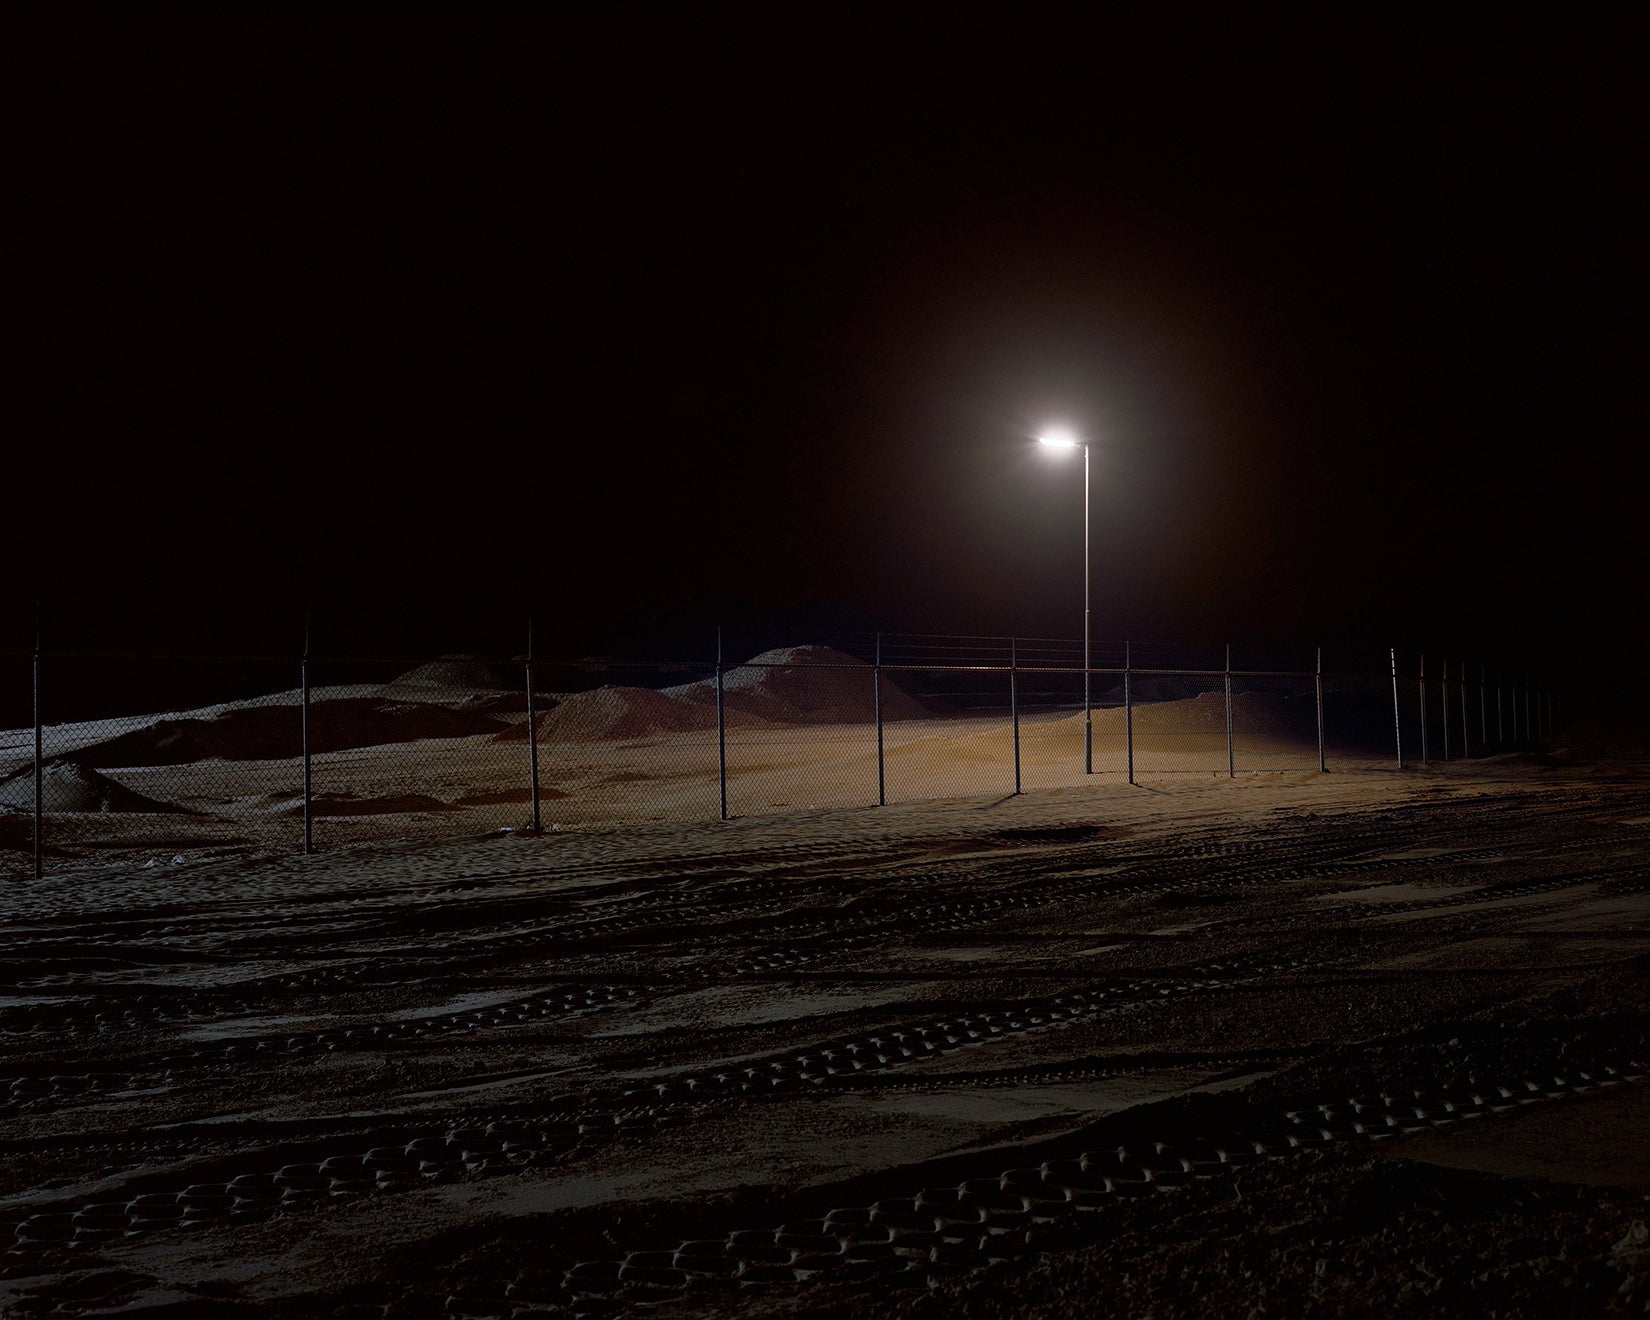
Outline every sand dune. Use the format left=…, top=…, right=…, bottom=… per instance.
left=1103, top=689, right=1302, bottom=738
left=0, top=760, right=189, bottom=813
left=66, top=699, right=509, bottom=767
left=497, top=686, right=719, bottom=743
left=387, top=655, right=523, bottom=691
left=664, top=645, right=930, bottom=724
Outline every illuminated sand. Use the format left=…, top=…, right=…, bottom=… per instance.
left=2, top=687, right=1357, bottom=870
left=1, top=739, right=1646, bottom=1315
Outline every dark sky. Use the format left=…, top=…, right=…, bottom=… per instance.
left=19, top=7, right=1646, bottom=668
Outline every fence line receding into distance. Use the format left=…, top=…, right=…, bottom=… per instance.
left=0, top=633, right=1559, bottom=878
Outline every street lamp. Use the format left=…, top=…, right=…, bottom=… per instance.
left=1037, top=428, right=1092, bottom=773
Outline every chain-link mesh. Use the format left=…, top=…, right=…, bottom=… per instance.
left=537, top=660, right=720, bottom=825
left=298, top=655, right=533, bottom=849
left=880, top=666, right=1014, bottom=804
left=12, top=653, right=306, bottom=877
left=2, top=638, right=1556, bottom=873
left=718, top=651, right=880, bottom=816
left=0, top=651, right=36, bottom=878
left=1228, top=672, right=1320, bottom=773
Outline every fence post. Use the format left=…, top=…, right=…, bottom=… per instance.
left=1419, top=653, right=1429, bottom=765
left=1315, top=645, right=1326, bottom=773
left=874, top=632, right=885, bottom=807
left=1459, top=658, right=1471, bottom=758
left=1010, top=637, right=1021, bottom=795
left=1440, top=656, right=1450, bottom=760
left=32, top=610, right=42, bottom=881
left=1225, top=643, right=1234, bottom=777
left=1479, top=661, right=1489, bottom=748
left=1497, top=670, right=1505, bottom=744
left=1390, top=648, right=1404, bottom=768
left=1125, top=640, right=1135, bottom=786
left=301, top=615, right=313, bottom=856
left=1524, top=680, right=1533, bottom=743
left=716, top=627, right=727, bottom=821
left=525, top=620, right=542, bottom=834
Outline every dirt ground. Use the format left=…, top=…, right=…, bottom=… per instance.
left=2, top=735, right=1647, bottom=1317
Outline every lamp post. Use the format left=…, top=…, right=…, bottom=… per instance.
left=1038, top=429, right=1092, bottom=773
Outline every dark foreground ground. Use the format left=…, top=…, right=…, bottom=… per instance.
left=2, top=739, right=1647, bottom=1317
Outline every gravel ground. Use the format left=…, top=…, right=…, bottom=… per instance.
left=1, top=740, right=1646, bottom=1317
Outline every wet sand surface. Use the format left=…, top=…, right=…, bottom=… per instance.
left=2, top=755, right=1647, bottom=1316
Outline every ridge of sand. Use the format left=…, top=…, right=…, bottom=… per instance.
left=663, top=644, right=931, bottom=724
left=0, top=759, right=190, bottom=813
left=63, top=699, right=509, bottom=768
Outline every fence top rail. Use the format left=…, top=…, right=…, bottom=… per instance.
left=6, top=648, right=1549, bottom=682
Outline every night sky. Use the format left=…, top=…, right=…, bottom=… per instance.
left=19, top=8, right=1645, bottom=671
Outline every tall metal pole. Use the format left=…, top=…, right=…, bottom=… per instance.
left=1390, top=648, right=1404, bottom=769
left=525, top=619, right=542, bottom=834
left=1010, top=637, right=1021, bottom=795
left=1124, top=640, right=1135, bottom=786
left=874, top=632, right=885, bottom=807
left=301, top=614, right=313, bottom=856
left=1497, top=670, right=1505, bottom=744
left=1479, top=661, right=1488, bottom=748
left=716, top=626, right=727, bottom=821
left=1315, top=645, right=1326, bottom=773
left=32, top=607, right=42, bottom=881
left=1083, top=441, right=1092, bottom=775
left=1224, top=642, right=1234, bottom=777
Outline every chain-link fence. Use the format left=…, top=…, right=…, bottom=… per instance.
left=0, top=636, right=1560, bottom=878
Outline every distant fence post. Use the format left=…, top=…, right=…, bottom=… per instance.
left=716, top=627, right=727, bottom=821
left=874, top=632, right=885, bottom=807
left=1315, top=645, right=1326, bottom=773
left=301, top=616, right=313, bottom=855
left=1479, top=662, right=1489, bottom=748
left=1465, top=656, right=1478, bottom=752
left=32, top=611, right=42, bottom=881
left=1497, top=670, right=1505, bottom=744
left=1224, top=643, right=1234, bottom=778
left=525, top=619, right=542, bottom=834
left=1125, top=641, right=1135, bottom=786
left=1419, top=653, right=1429, bottom=765
left=1390, top=648, right=1404, bottom=768
left=1441, top=656, right=1450, bottom=760
left=1010, top=637, right=1021, bottom=795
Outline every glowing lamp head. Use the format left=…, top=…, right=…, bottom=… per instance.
left=1037, top=428, right=1080, bottom=450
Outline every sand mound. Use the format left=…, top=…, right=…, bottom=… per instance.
left=388, top=655, right=522, bottom=691
left=70, top=699, right=508, bottom=767
left=452, top=690, right=558, bottom=716
left=663, top=645, right=930, bottom=725
left=1080, top=691, right=1307, bottom=739
left=0, top=761, right=190, bottom=814
left=498, top=686, right=718, bottom=743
